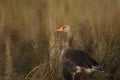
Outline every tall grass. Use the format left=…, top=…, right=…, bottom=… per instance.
left=0, top=0, right=120, bottom=80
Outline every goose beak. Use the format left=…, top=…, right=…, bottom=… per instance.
left=56, top=27, right=63, bottom=32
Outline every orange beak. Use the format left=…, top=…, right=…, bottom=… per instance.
left=56, top=27, right=63, bottom=32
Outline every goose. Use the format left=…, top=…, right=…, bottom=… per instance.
left=56, top=25, right=104, bottom=80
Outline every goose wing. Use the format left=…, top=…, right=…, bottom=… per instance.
left=63, top=49, right=98, bottom=68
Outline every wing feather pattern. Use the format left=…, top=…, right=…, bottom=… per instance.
left=62, top=49, right=98, bottom=69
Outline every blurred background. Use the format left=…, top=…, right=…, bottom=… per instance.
left=0, top=0, right=120, bottom=80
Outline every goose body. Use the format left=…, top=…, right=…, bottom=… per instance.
left=56, top=25, right=104, bottom=80
left=61, top=48, right=103, bottom=74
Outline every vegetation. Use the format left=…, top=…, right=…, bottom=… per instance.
left=0, top=0, right=120, bottom=80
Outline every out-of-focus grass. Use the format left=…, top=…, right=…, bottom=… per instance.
left=0, top=0, right=120, bottom=80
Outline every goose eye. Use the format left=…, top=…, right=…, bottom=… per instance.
left=63, top=26, right=66, bottom=30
